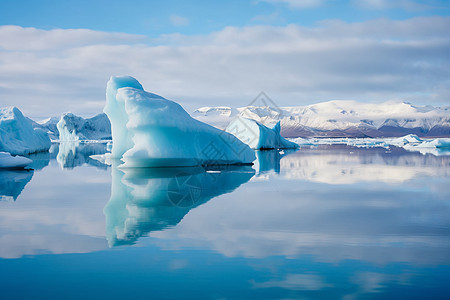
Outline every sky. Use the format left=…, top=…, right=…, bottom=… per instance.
left=0, top=0, right=449, bottom=118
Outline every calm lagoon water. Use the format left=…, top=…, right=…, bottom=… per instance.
left=1, top=143, right=450, bottom=299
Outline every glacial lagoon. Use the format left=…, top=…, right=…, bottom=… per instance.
left=0, top=143, right=449, bottom=299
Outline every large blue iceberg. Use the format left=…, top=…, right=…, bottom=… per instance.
left=104, top=76, right=255, bottom=167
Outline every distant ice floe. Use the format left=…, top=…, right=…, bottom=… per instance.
left=290, top=134, right=450, bottom=156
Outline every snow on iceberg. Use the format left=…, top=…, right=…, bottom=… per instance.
left=0, top=106, right=51, bottom=155
left=104, top=76, right=255, bottom=167
left=0, top=152, right=32, bottom=169
left=57, top=113, right=111, bottom=141
left=226, top=117, right=298, bottom=150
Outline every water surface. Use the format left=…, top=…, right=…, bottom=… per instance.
left=0, top=143, right=449, bottom=299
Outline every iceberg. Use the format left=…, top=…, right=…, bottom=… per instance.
left=226, top=117, right=298, bottom=149
left=0, top=106, right=51, bottom=155
left=104, top=76, right=255, bottom=167
left=57, top=113, right=111, bottom=141
left=0, top=152, right=32, bottom=169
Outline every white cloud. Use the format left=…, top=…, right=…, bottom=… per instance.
left=354, top=0, right=435, bottom=11
left=0, top=25, right=146, bottom=51
left=169, top=15, right=190, bottom=26
left=0, top=17, right=449, bottom=118
left=259, top=0, right=325, bottom=9
left=253, top=273, right=333, bottom=291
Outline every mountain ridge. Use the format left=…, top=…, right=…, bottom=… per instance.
left=192, top=100, right=450, bottom=138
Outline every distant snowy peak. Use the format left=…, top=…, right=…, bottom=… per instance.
left=193, top=101, right=450, bottom=138
left=192, top=106, right=236, bottom=129
left=57, top=113, right=111, bottom=141
left=193, top=106, right=233, bottom=117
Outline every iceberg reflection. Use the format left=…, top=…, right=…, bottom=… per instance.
left=0, top=170, right=33, bottom=201
left=256, top=149, right=297, bottom=175
left=104, top=164, right=255, bottom=246
left=279, top=146, right=450, bottom=184
left=56, top=142, right=109, bottom=169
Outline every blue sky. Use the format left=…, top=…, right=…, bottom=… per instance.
left=0, top=0, right=449, bottom=117
left=2, top=0, right=449, bottom=35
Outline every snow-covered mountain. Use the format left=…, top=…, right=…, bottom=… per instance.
left=192, top=101, right=450, bottom=138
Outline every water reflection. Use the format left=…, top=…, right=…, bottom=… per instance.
left=256, top=149, right=297, bottom=175
left=0, top=170, right=33, bottom=201
left=280, top=145, right=450, bottom=184
left=56, top=142, right=109, bottom=169
left=104, top=164, right=255, bottom=246
left=0, top=145, right=450, bottom=298
left=153, top=146, right=450, bottom=266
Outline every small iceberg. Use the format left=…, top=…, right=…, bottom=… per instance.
left=226, top=117, right=298, bottom=150
left=104, top=76, right=255, bottom=167
left=57, top=113, right=111, bottom=141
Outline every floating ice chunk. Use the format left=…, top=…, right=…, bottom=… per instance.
left=226, top=117, right=298, bottom=149
left=0, top=106, right=51, bottom=155
left=57, top=113, right=111, bottom=141
left=402, top=137, right=450, bottom=155
left=387, top=134, right=423, bottom=147
left=0, top=152, right=32, bottom=169
left=416, top=138, right=450, bottom=148
left=104, top=76, right=255, bottom=167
